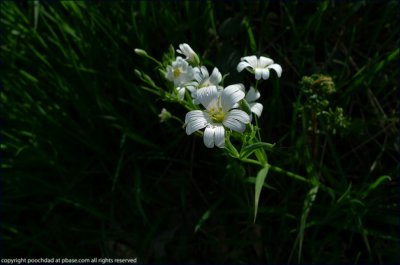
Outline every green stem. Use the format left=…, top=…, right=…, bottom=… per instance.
left=171, top=115, right=183, bottom=124
left=240, top=158, right=263, bottom=166
left=241, top=156, right=335, bottom=196
left=268, top=164, right=311, bottom=184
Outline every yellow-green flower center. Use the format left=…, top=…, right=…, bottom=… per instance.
left=173, top=68, right=181, bottom=78
left=208, top=107, right=225, bottom=123
left=199, top=80, right=211, bottom=89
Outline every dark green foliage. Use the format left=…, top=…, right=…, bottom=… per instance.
left=1, top=1, right=399, bottom=263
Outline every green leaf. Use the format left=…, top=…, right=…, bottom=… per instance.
left=337, top=183, right=352, bottom=203
left=19, top=70, right=38, bottom=83
left=254, top=165, right=270, bottom=222
left=298, top=185, right=319, bottom=263
left=194, top=209, right=211, bottom=233
left=33, top=0, right=40, bottom=30
left=195, top=198, right=223, bottom=233
left=242, top=17, right=257, bottom=53
left=361, top=175, right=391, bottom=199
left=246, top=177, right=277, bottom=191
left=240, top=142, right=275, bottom=159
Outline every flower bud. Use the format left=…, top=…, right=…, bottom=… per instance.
left=134, top=48, right=148, bottom=57
left=158, top=108, right=172, bottom=123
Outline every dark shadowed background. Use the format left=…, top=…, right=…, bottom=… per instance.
left=1, top=1, right=399, bottom=263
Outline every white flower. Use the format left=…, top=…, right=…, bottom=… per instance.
left=193, top=66, right=222, bottom=89
left=185, top=85, right=250, bottom=148
left=245, top=86, right=263, bottom=117
left=237, top=55, right=282, bottom=80
left=176, top=43, right=200, bottom=65
left=165, top=56, right=195, bottom=99
left=188, top=66, right=222, bottom=103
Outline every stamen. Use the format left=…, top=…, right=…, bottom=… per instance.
left=173, top=68, right=181, bottom=78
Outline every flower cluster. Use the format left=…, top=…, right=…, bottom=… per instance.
left=162, top=43, right=282, bottom=148
left=135, top=42, right=284, bottom=221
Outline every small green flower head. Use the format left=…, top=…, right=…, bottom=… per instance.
left=158, top=108, right=172, bottom=123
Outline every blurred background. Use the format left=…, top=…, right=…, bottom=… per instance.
left=1, top=1, right=399, bottom=263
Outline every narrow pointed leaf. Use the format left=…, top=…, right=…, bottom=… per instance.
left=254, top=165, right=270, bottom=222
left=240, top=142, right=275, bottom=159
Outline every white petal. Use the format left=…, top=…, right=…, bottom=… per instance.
left=200, top=66, right=209, bottom=78
left=187, top=83, right=197, bottom=94
left=250, top=102, right=263, bottom=117
left=226, top=109, right=250, bottom=124
left=165, top=66, right=174, bottom=81
left=186, top=121, right=207, bottom=135
left=193, top=66, right=207, bottom=83
left=237, top=61, right=251, bottom=72
left=185, top=110, right=207, bottom=123
left=181, top=43, right=192, bottom=54
left=223, top=109, right=250, bottom=133
left=255, top=68, right=263, bottom=80
left=197, top=86, right=219, bottom=109
left=261, top=69, right=270, bottom=80
left=177, top=87, right=185, bottom=100
left=214, top=125, right=225, bottom=148
left=178, top=71, right=194, bottom=86
left=241, top=55, right=258, bottom=68
left=258, top=56, right=273, bottom=68
left=209, top=67, right=222, bottom=85
left=192, top=67, right=201, bottom=78
left=221, top=84, right=245, bottom=112
left=174, top=56, right=186, bottom=65
left=223, top=118, right=246, bottom=133
left=203, top=126, right=215, bottom=148
left=268, top=63, right=282, bottom=78
left=245, top=86, right=260, bottom=102
left=177, top=44, right=193, bottom=59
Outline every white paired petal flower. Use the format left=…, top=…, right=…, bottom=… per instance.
left=165, top=56, right=195, bottom=100
left=166, top=57, right=194, bottom=86
left=176, top=43, right=200, bottom=65
left=193, top=66, right=222, bottom=89
left=189, top=66, right=223, bottom=104
left=237, top=55, right=282, bottom=80
left=185, top=85, right=250, bottom=148
left=245, top=86, right=263, bottom=117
